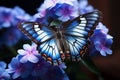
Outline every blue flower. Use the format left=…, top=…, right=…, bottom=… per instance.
left=43, top=66, right=69, bottom=80
left=35, top=0, right=79, bottom=24
left=9, top=42, right=69, bottom=80
left=35, top=0, right=94, bottom=24
left=0, top=7, right=14, bottom=29
left=31, top=56, right=68, bottom=80
left=55, top=3, right=78, bottom=22
left=31, top=57, right=50, bottom=78
left=17, top=43, right=39, bottom=63
left=34, top=8, right=56, bottom=26
left=78, top=0, right=94, bottom=14
left=37, top=0, right=78, bottom=17
left=12, top=6, right=34, bottom=22
left=0, top=61, right=6, bottom=68
left=7, top=56, right=30, bottom=79
left=0, top=61, right=10, bottom=80
left=89, top=23, right=113, bottom=56
left=37, top=0, right=58, bottom=18
left=0, top=6, right=32, bottom=47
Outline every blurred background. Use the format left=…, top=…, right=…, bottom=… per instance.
left=0, top=0, right=120, bottom=80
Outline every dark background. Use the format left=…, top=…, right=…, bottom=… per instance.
left=89, top=1, right=120, bottom=80
left=0, top=0, right=120, bottom=80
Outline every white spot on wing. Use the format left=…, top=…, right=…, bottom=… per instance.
left=35, top=28, right=40, bottom=31
left=79, top=23, right=86, bottom=27
left=81, top=20, right=87, bottom=24
left=34, top=24, right=39, bottom=28
left=76, top=26, right=85, bottom=30
left=41, top=36, right=50, bottom=42
left=80, top=17, right=86, bottom=21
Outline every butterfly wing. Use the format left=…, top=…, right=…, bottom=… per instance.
left=18, top=22, right=63, bottom=65
left=63, top=11, right=101, bottom=61
left=18, top=10, right=101, bottom=64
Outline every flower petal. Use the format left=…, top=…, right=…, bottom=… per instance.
left=106, top=48, right=112, bottom=55
left=12, top=71, right=21, bottom=79
left=28, top=55, right=39, bottom=63
left=100, top=50, right=107, bottom=56
left=20, top=56, right=28, bottom=63
left=6, top=69, right=14, bottom=73
left=17, top=49, right=28, bottom=55
left=0, top=61, right=6, bottom=68
left=23, top=44, right=31, bottom=51
left=31, top=43, right=37, bottom=51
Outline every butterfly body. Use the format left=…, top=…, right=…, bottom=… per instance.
left=18, top=11, right=101, bottom=65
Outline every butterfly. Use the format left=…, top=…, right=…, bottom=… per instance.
left=18, top=10, right=101, bottom=65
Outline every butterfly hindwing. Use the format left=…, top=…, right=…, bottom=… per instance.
left=38, top=38, right=63, bottom=65
left=63, top=11, right=101, bottom=61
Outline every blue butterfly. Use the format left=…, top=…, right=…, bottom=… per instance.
left=18, top=11, right=101, bottom=65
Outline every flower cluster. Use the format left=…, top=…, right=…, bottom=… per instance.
left=0, top=6, right=32, bottom=47
left=89, top=23, right=113, bottom=56
left=5, top=43, right=68, bottom=80
left=0, top=62, right=10, bottom=80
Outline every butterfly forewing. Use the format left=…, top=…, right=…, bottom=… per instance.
left=18, top=22, right=53, bottom=44
left=63, top=10, right=101, bottom=61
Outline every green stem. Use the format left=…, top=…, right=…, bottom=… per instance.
left=81, top=59, right=104, bottom=80
left=81, top=59, right=98, bottom=74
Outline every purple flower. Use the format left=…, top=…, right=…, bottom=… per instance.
left=12, top=6, right=34, bottom=22
left=0, top=6, right=32, bottom=47
left=0, top=6, right=32, bottom=28
left=37, top=0, right=77, bottom=17
left=36, top=0, right=79, bottom=23
left=17, top=43, right=39, bottom=63
left=37, top=0, right=58, bottom=17
left=35, top=0, right=95, bottom=25
left=78, top=0, right=94, bottom=14
left=7, top=57, right=30, bottom=79
left=89, top=23, right=113, bottom=56
left=31, top=57, right=50, bottom=78
left=0, top=7, right=14, bottom=29
left=58, top=0, right=77, bottom=5
left=43, top=66, right=69, bottom=80
left=0, top=61, right=6, bottom=69
left=58, top=62, right=67, bottom=73
left=55, top=3, right=78, bottom=22
left=0, top=61, right=10, bottom=80
left=31, top=57, right=68, bottom=79
left=6, top=41, right=69, bottom=79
